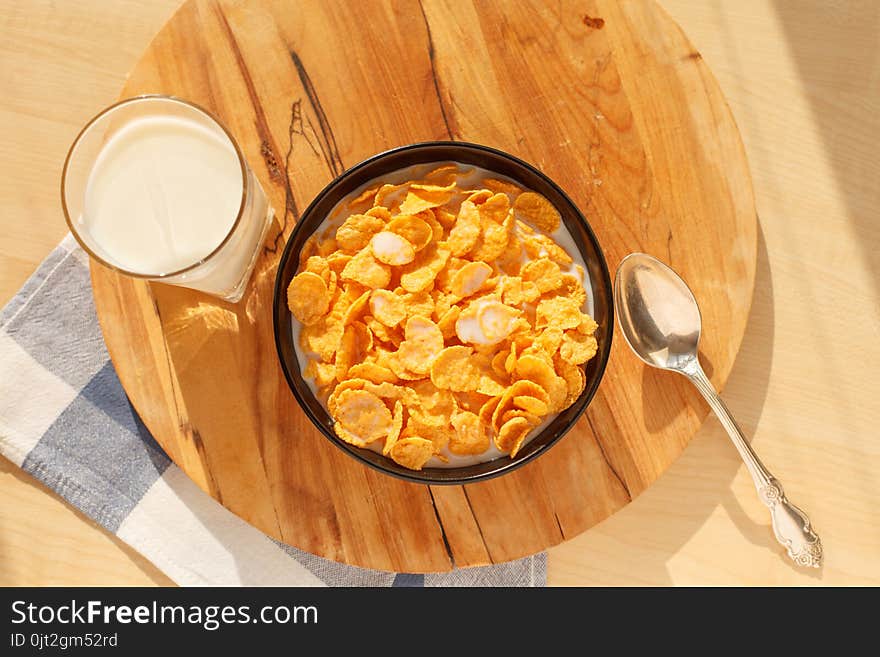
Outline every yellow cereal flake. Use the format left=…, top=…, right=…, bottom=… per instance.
left=494, top=416, right=532, bottom=457
left=335, top=213, right=386, bottom=252
left=348, top=185, right=380, bottom=208
left=365, top=206, right=392, bottom=220
left=466, top=189, right=493, bottom=204
left=399, top=243, right=451, bottom=293
left=399, top=290, right=435, bottom=320
left=449, top=411, right=490, bottom=455
left=477, top=301, right=520, bottom=343
left=370, top=231, right=416, bottom=266
left=559, top=274, right=586, bottom=306
left=365, top=289, right=404, bottom=328
left=437, top=305, right=461, bottom=340
left=559, top=331, right=598, bottom=365
left=447, top=200, right=481, bottom=256
left=521, top=257, right=563, bottom=294
left=382, top=400, right=405, bottom=455
left=287, top=271, right=330, bottom=326
left=577, top=314, right=598, bottom=335
left=389, top=436, right=435, bottom=470
left=422, top=164, right=460, bottom=186
left=386, top=215, right=433, bottom=251
left=555, top=357, right=586, bottom=409
left=469, top=215, right=510, bottom=262
left=533, top=327, right=564, bottom=358
left=478, top=193, right=510, bottom=224
left=450, top=261, right=493, bottom=298
left=430, top=345, right=480, bottom=392
left=398, top=184, right=455, bottom=215
left=396, top=316, right=444, bottom=375
left=433, top=207, right=457, bottom=229
left=513, top=191, right=561, bottom=233
left=299, top=314, right=344, bottom=362
left=334, top=389, right=393, bottom=443
left=342, top=290, right=372, bottom=326
left=534, top=296, right=582, bottom=330
left=335, top=321, right=371, bottom=381
left=483, top=178, right=523, bottom=197
left=513, top=395, right=549, bottom=416
left=341, top=248, right=392, bottom=289
left=346, top=362, right=398, bottom=385
left=374, top=184, right=405, bottom=209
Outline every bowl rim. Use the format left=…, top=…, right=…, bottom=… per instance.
left=273, top=140, right=613, bottom=485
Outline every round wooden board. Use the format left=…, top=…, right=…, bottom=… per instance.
left=91, top=0, right=757, bottom=572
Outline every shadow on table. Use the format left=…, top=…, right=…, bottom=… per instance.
left=574, top=220, right=803, bottom=584
left=769, top=0, right=880, bottom=300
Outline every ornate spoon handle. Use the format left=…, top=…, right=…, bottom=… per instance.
left=682, top=361, right=823, bottom=568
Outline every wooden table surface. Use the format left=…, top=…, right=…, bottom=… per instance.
left=1, top=0, right=878, bottom=586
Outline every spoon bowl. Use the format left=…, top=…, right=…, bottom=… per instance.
left=614, top=253, right=701, bottom=372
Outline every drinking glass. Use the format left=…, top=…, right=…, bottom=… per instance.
left=62, top=95, right=274, bottom=303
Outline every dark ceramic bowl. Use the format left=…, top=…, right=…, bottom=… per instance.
left=273, top=142, right=613, bottom=485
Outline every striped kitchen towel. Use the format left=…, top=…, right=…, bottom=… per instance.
left=0, top=235, right=546, bottom=587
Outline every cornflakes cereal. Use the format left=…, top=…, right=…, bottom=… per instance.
left=389, top=436, right=435, bottom=470
left=287, top=271, right=330, bottom=326
left=399, top=243, right=451, bottom=293
left=336, top=214, right=385, bottom=252
left=430, top=345, right=480, bottom=392
left=334, top=389, right=393, bottom=443
left=514, top=191, right=561, bottom=233
left=369, top=289, right=407, bottom=327
left=341, top=248, right=391, bottom=289
left=290, top=162, right=601, bottom=470
left=449, top=411, right=490, bottom=455
left=371, top=231, right=415, bottom=266
left=396, top=316, right=444, bottom=375
left=386, top=215, right=433, bottom=251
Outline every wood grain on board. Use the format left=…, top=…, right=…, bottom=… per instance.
left=90, top=0, right=756, bottom=571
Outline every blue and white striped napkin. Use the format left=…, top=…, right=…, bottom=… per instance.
left=0, top=235, right=546, bottom=587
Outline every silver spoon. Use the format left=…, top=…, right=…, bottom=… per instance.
left=614, top=253, right=822, bottom=568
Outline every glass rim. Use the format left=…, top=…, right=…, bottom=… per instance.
left=60, top=94, right=249, bottom=279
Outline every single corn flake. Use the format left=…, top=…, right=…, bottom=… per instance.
left=369, top=289, right=407, bottom=327
left=341, top=247, right=392, bottom=289
left=513, top=395, right=549, bottom=416
left=477, top=301, right=520, bottom=343
left=521, top=257, right=563, bottom=294
left=389, top=436, right=435, bottom=470
left=336, top=213, right=386, bottom=252
left=371, top=231, right=416, bottom=266
left=559, top=331, right=598, bottom=365
left=386, top=215, right=433, bottom=251
left=430, top=345, right=480, bottom=392
left=399, top=243, right=451, bottom=293
left=334, top=388, right=393, bottom=443
left=287, top=271, right=330, bottom=326
left=450, top=261, right=493, bottom=298
left=449, top=411, right=490, bottom=455
left=447, top=200, right=481, bottom=256
left=534, top=296, right=582, bottom=330
left=382, top=400, right=405, bottom=455
left=347, top=362, right=398, bottom=384
left=396, top=316, right=444, bottom=375
left=513, top=191, right=561, bottom=233
left=495, top=416, right=533, bottom=457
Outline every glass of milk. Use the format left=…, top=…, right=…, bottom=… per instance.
left=62, top=95, right=274, bottom=302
